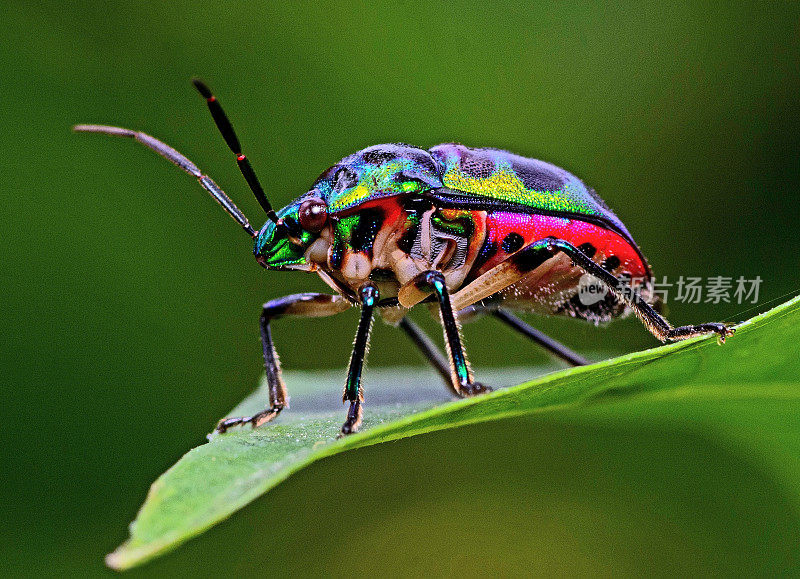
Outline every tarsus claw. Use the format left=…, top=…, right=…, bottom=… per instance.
left=717, top=324, right=736, bottom=344
left=213, top=407, right=282, bottom=435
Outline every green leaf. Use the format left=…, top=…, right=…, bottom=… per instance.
left=107, top=296, right=800, bottom=571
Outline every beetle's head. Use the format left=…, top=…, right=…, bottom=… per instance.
left=253, top=196, right=329, bottom=270
left=255, top=144, right=443, bottom=270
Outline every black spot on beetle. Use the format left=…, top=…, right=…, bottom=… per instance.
left=501, top=232, right=525, bottom=254
left=459, top=153, right=496, bottom=178
left=578, top=243, right=596, bottom=258
left=361, top=149, right=397, bottom=165
left=602, top=255, right=621, bottom=271
left=512, top=160, right=565, bottom=191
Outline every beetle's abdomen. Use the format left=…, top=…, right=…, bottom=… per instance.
left=469, top=212, right=652, bottom=323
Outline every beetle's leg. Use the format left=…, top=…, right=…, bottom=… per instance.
left=340, top=283, right=379, bottom=435
left=216, top=293, right=351, bottom=434
left=404, top=271, right=490, bottom=397
left=446, top=240, right=554, bottom=311
left=541, top=239, right=735, bottom=343
left=455, top=304, right=590, bottom=367
left=449, top=238, right=733, bottom=344
left=397, top=317, right=456, bottom=395
left=492, top=309, right=591, bottom=365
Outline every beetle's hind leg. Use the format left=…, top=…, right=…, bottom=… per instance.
left=536, top=239, right=734, bottom=343
left=215, top=293, right=351, bottom=434
left=447, top=238, right=733, bottom=344
left=402, top=271, right=491, bottom=398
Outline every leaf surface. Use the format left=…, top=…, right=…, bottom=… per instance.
left=107, top=296, right=800, bottom=571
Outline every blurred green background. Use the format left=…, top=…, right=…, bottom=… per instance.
left=2, top=1, right=799, bottom=575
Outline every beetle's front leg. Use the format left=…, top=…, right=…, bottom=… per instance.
left=215, top=293, right=351, bottom=434
left=403, top=271, right=491, bottom=398
left=340, top=282, right=379, bottom=435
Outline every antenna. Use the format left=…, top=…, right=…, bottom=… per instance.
left=191, top=79, right=282, bottom=227
left=73, top=124, right=258, bottom=238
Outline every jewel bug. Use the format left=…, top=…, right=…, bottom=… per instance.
left=75, top=80, right=733, bottom=436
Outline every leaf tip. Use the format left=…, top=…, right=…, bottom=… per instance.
left=105, top=547, right=126, bottom=571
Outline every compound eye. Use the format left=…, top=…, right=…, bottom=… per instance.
left=298, top=198, right=328, bottom=233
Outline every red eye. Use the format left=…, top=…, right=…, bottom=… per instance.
left=298, top=198, right=328, bottom=233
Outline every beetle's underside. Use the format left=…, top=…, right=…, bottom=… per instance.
left=75, top=80, right=734, bottom=436
left=301, top=196, right=652, bottom=326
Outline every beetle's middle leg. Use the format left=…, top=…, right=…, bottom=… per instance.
left=397, top=307, right=589, bottom=397
left=216, top=293, right=351, bottom=434
left=456, top=304, right=591, bottom=367
left=401, top=271, right=490, bottom=397
left=397, top=317, right=456, bottom=395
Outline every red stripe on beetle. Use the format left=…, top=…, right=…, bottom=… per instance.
left=478, top=212, right=648, bottom=279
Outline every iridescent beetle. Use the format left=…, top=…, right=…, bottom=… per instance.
left=75, top=80, right=733, bottom=436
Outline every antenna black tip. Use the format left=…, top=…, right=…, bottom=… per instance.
left=192, top=79, right=279, bottom=221
left=191, top=78, right=213, bottom=99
